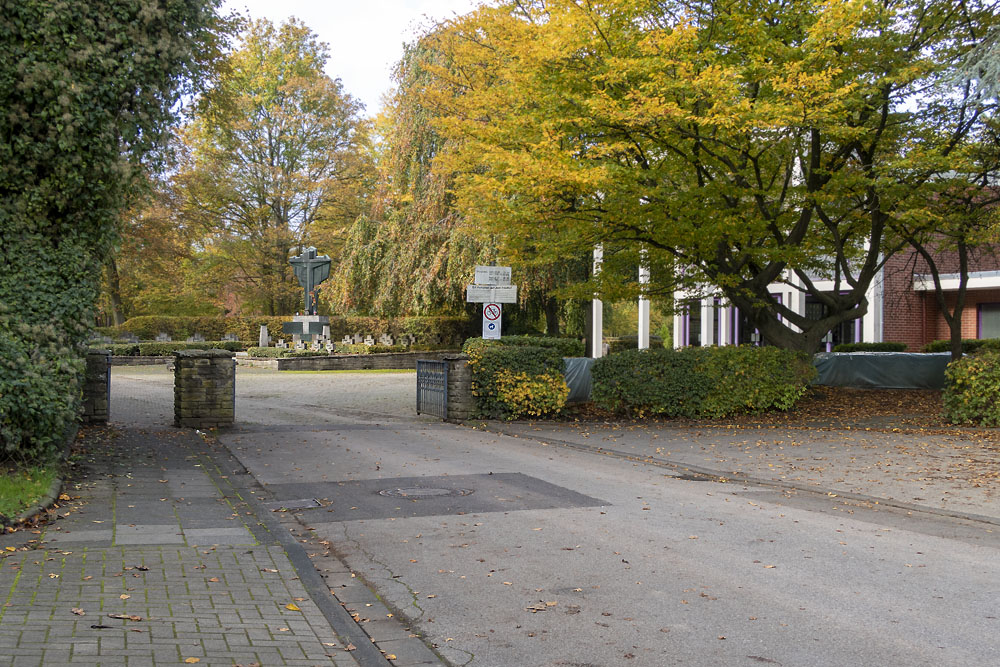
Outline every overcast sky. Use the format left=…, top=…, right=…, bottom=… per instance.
left=221, top=0, right=483, bottom=116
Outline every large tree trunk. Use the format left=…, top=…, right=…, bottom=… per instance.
left=545, top=296, right=560, bottom=337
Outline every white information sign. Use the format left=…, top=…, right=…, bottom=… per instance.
left=475, top=265, right=512, bottom=286
left=482, top=303, right=502, bottom=340
left=466, top=285, right=517, bottom=304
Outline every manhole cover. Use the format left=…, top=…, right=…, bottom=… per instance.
left=379, top=486, right=474, bottom=499
left=264, top=498, right=322, bottom=511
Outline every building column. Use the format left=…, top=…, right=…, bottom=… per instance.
left=592, top=245, right=604, bottom=358
left=638, top=258, right=650, bottom=349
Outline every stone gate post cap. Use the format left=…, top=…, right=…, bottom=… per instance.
left=174, top=349, right=236, bottom=359
left=87, top=349, right=112, bottom=356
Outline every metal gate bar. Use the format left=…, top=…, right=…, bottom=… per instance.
left=416, top=360, right=448, bottom=419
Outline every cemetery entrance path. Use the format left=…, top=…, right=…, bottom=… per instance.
left=105, top=366, right=1000, bottom=667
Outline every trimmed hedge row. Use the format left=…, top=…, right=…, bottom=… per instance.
left=246, top=343, right=411, bottom=358
left=96, top=315, right=476, bottom=345
left=607, top=335, right=665, bottom=354
left=591, top=346, right=816, bottom=418
left=98, top=341, right=246, bottom=356
left=921, top=338, right=1000, bottom=354
left=832, top=342, right=907, bottom=353
left=463, top=337, right=571, bottom=419
left=943, top=350, right=1000, bottom=426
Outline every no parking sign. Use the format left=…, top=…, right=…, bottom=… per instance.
left=482, top=303, right=501, bottom=340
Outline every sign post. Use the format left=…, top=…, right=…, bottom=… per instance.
left=482, top=303, right=502, bottom=340
left=468, top=266, right=516, bottom=340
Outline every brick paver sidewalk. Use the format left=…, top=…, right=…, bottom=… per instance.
left=0, top=425, right=391, bottom=667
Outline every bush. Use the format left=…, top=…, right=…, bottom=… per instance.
left=463, top=338, right=569, bottom=419
left=0, top=318, right=83, bottom=463
left=942, top=350, right=1000, bottom=426
left=488, top=335, right=586, bottom=357
left=98, top=342, right=245, bottom=356
left=591, top=347, right=710, bottom=417
left=832, top=342, right=907, bottom=353
left=247, top=347, right=324, bottom=358
left=921, top=338, right=1000, bottom=354
left=591, top=346, right=816, bottom=418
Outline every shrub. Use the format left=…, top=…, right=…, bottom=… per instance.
left=463, top=338, right=568, bottom=419
left=694, top=346, right=817, bottom=417
left=487, top=335, right=585, bottom=357
left=493, top=370, right=570, bottom=418
left=832, top=342, right=907, bottom=353
left=99, top=342, right=245, bottom=356
left=942, top=350, right=1000, bottom=426
left=591, top=348, right=711, bottom=418
left=591, top=346, right=816, bottom=418
left=921, top=338, right=1000, bottom=354
left=247, top=347, right=324, bottom=358
left=106, top=343, right=140, bottom=356
left=0, top=318, right=83, bottom=463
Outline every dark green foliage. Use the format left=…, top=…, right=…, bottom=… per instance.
left=606, top=335, right=666, bottom=354
left=921, top=338, right=1000, bottom=353
left=591, top=348, right=711, bottom=418
left=591, top=346, right=816, bottom=418
left=488, top=335, right=585, bottom=358
left=0, top=316, right=82, bottom=463
left=463, top=338, right=569, bottom=419
left=0, top=0, right=222, bottom=461
left=99, top=341, right=244, bottom=356
left=106, top=343, right=140, bottom=356
left=832, top=342, right=908, bottom=352
left=942, top=350, right=1000, bottom=426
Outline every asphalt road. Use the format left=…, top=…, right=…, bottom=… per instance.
left=112, top=366, right=1000, bottom=667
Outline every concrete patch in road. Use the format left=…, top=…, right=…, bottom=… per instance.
left=263, top=473, right=610, bottom=521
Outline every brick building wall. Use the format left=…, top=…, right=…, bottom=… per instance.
left=881, top=246, right=1000, bottom=350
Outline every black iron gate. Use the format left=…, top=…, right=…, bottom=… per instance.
left=416, top=360, right=448, bottom=418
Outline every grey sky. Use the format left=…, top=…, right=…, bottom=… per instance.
left=221, top=0, right=482, bottom=115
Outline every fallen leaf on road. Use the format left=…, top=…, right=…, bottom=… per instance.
left=184, top=658, right=200, bottom=664
left=71, top=608, right=85, bottom=616
left=285, top=603, right=301, bottom=611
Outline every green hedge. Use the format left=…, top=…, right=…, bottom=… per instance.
left=102, top=315, right=475, bottom=346
left=97, top=341, right=245, bottom=356
left=921, top=338, right=1000, bottom=353
left=942, top=351, right=1000, bottom=425
left=832, top=342, right=907, bottom=353
left=591, top=346, right=816, bottom=418
left=486, top=335, right=585, bottom=357
left=463, top=338, right=569, bottom=419
left=1, top=317, right=83, bottom=463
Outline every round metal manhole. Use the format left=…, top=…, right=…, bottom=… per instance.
left=378, top=486, right=474, bottom=499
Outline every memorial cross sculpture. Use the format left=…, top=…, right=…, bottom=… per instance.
left=289, top=247, right=331, bottom=315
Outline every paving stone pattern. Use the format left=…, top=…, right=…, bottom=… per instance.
left=0, top=427, right=361, bottom=667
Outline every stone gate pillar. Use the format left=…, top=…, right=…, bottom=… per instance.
left=444, top=355, right=475, bottom=422
left=173, top=349, right=235, bottom=428
left=81, top=349, right=111, bottom=424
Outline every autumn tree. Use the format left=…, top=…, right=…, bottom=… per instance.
left=332, top=40, right=498, bottom=318
left=424, top=0, right=1000, bottom=353
left=177, top=18, right=369, bottom=316
left=334, top=37, right=593, bottom=335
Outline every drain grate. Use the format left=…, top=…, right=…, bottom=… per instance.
left=378, top=486, right=474, bottom=499
left=264, top=498, right=322, bottom=511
